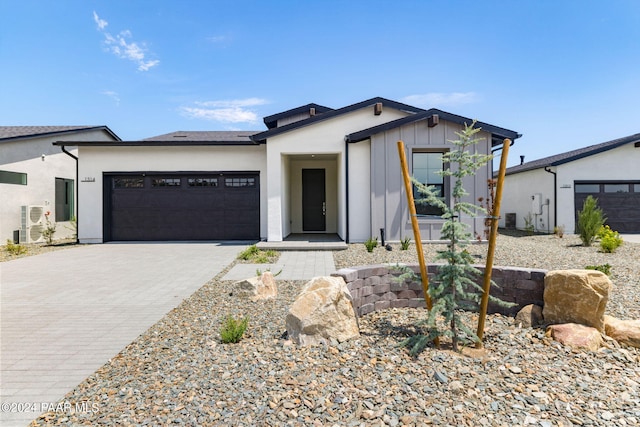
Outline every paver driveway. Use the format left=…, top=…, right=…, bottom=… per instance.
left=0, top=242, right=245, bottom=426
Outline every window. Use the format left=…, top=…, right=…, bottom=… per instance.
left=113, top=177, right=144, bottom=188
left=55, top=178, right=74, bottom=221
left=0, top=170, right=27, bottom=185
left=152, top=178, right=181, bottom=187
left=575, top=183, right=600, bottom=193
left=604, top=184, right=629, bottom=193
left=412, top=152, right=445, bottom=217
left=188, top=177, right=218, bottom=187
left=225, top=177, right=255, bottom=187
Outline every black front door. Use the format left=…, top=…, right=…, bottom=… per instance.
left=302, top=169, right=326, bottom=232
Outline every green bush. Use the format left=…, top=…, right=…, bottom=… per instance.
left=585, top=263, right=612, bottom=276
left=364, top=237, right=378, bottom=253
left=400, top=236, right=411, bottom=250
left=597, top=225, right=623, bottom=253
left=5, top=239, right=27, bottom=255
left=577, top=196, right=606, bottom=247
left=220, top=315, right=249, bottom=344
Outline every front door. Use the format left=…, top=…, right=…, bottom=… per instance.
left=302, top=169, right=326, bottom=231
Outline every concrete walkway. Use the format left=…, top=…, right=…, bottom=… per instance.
left=0, top=242, right=245, bottom=426
left=223, top=251, right=336, bottom=280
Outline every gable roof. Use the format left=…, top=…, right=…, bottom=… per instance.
left=250, top=97, right=425, bottom=143
left=263, top=103, right=334, bottom=129
left=345, top=109, right=521, bottom=147
left=0, top=126, right=121, bottom=142
left=505, top=132, right=640, bottom=175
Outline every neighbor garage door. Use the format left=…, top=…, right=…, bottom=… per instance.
left=574, top=181, right=640, bottom=233
left=104, top=172, right=259, bottom=241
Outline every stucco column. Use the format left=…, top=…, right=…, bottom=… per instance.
left=266, top=149, right=283, bottom=241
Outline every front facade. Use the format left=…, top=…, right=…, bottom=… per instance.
left=56, top=97, right=520, bottom=244
left=0, top=126, right=120, bottom=243
left=500, top=133, right=640, bottom=234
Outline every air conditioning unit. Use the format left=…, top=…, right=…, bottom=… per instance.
left=20, top=205, right=45, bottom=243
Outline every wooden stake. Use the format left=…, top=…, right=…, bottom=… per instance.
left=476, top=138, right=511, bottom=348
left=396, top=140, right=433, bottom=311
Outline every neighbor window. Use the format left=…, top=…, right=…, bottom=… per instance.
left=55, top=178, right=74, bottom=221
left=0, top=170, right=27, bottom=185
left=412, top=152, right=445, bottom=217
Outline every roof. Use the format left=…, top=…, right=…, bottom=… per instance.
left=0, top=126, right=121, bottom=142
left=250, top=97, right=426, bottom=143
left=263, top=103, right=334, bottom=129
left=144, top=130, right=260, bottom=144
left=55, top=130, right=263, bottom=147
left=505, top=132, right=640, bottom=175
left=345, top=109, right=521, bottom=147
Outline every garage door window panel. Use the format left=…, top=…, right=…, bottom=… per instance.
left=152, top=178, right=181, bottom=187
left=604, top=184, right=629, bottom=193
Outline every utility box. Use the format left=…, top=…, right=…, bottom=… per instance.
left=532, top=193, right=543, bottom=215
left=505, top=213, right=516, bottom=229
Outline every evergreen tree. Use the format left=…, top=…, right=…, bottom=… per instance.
left=405, top=121, right=499, bottom=353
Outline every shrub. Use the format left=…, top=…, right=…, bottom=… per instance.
left=577, top=196, right=606, bottom=247
left=364, top=237, right=378, bottom=253
left=42, top=211, right=57, bottom=245
left=5, top=239, right=27, bottom=255
left=400, top=236, right=411, bottom=250
left=220, top=315, right=249, bottom=343
left=597, top=225, right=623, bottom=253
left=585, top=263, right=612, bottom=276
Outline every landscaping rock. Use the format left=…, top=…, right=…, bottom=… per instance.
left=545, top=323, right=603, bottom=351
left=604, top=314, right=640, bottom=348
left=543, top=269, right=612, bottom=332
left=286, top=276, right=359, bottom=345
left=234, top=271, right=277, bottom=301
left=514, top=304, right=544, bottom=328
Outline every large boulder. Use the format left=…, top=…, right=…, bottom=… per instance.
left=286, top=276, right=359, bottom=346
left=543, top=269, right=612, bottom=332
left=545, top=323, right=603, bottom=351
left=234, top=271, right=277, bottom=301
left=604, top=315, right=640, bottom=348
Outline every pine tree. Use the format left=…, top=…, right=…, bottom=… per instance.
left=408, top=121, right=496, bottom=352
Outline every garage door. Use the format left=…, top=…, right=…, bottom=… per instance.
left=574, top=181, right=640, bottom=233
left=104, top=172, right=260, bottom=241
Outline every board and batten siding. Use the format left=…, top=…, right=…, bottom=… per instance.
left=369, top=120, right=493, bottom=242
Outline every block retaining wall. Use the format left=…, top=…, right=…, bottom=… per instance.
left=332, top=264, right=547, bottom=317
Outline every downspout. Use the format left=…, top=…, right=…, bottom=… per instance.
left=544, top=166, right=557, bottom=230
left=344, top=138, right=350, bottom=243
left=60, top=145, right=79, bottom=244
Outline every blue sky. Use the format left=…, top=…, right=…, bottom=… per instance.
left=1, top=0, right=639, bottom=166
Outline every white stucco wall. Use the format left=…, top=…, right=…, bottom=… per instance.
left=265, top=107, right=408, bottom=241
left=501, top=142, right=639, bottom=234
left=77, top=145, right=267, bottom=243
left=0, top=129, right=116, bottom=243
left=500, top=168, right=554, bottom=232
left=348, top=141, right=371, bottom=242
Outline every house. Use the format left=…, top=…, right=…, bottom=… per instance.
left=0, top=126, right=121, bottom=243
left=52, top=97, right=520, bottom=244
left=499, top=132, right=640, bottom=234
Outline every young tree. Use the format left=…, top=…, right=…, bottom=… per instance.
left=405, top=121, right=500, bottom=353
left=577, top=195, right=606, bottom=247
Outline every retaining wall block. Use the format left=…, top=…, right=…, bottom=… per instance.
left=373, top=283, right=390, bottom=294
left=359, top=303, right=375, bottom=316
left=397, top=290, right=417, bottom=299
left=333, top=268, right=358, bottom=282
left=408, top=298, right=427, bottom=308
left=365, top=275, right=381, bottom=286
left=360, top=285, right=373, bottom=297
left=375, top=300, right=391, bottom=311
left=364, top=294, right=380, bottom=305
left=515, top=279, right=543, bottom=291
left=390, top=299, right=409, bottom=309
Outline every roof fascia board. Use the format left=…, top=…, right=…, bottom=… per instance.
left=53, top=140, right=259, bottom=147
left=2, top=126, right=121, bottom=143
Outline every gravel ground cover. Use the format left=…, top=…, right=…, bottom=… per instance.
left=25, top=233, right=640, bottom=426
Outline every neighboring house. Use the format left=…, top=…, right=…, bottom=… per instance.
left=53, top=97, right=520, bottom=244
left=499, top=132, right=640, bottom=234
left=0, top=126, right=121, bottom=243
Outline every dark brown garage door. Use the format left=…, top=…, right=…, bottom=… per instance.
left=104, top=172, right=260, bottom=241
left=574, top=181, right=640, bottom=233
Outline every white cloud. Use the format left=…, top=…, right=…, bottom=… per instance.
left=93, top=11, right=108, bottom=30
left=101, top=90, right=120, bottom=106
left=402, top=92, right=479, bottom=108
left=180, top=98, right=269, bottom=123
left=93, top=11, right=159, bottom=72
